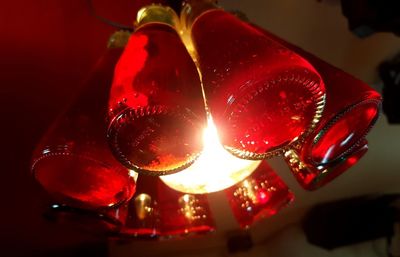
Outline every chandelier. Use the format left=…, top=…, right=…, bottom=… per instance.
left=31, top=0, right=381, bottom=238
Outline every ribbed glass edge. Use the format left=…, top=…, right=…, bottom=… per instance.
left=308, top=97, right=381, bottom=166
left=284, top=139, right=369, bottom=191
left=31, top=147, right=136, bottom=208
left=225, top=71, right=326, bottom=161
left=107, top=105, right=202, bottom=176
left=31, top=145, right=73, bottom=175
left=31, top=146, right=112, bottom=175
left=309, top=141, right=369, bottom=189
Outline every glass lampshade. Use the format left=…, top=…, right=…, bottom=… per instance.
left=181, top=0, right=326, bottom=160
left=253, top=25, right=381, bottom=167
left=225, top=161, right=294, bottom=228
left=157, top=180, right=215, bottom=237
left=119, top=175, right=161, bottom=238
left=107, top=5, right=207, bottom=176
left=251, top=26, right=381, bottom=189
left=284, top=139, right=368, bottom=190
left=31, top=46, right=135, bottom=210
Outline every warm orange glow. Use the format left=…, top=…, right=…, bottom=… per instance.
left=160, top=117, right=261, bottom=194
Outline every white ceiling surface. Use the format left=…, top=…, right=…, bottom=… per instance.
left=110, top=0, right=400, bottom=256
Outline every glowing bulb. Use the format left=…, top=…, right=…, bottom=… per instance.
left=160, top=117, right=261, bottom=194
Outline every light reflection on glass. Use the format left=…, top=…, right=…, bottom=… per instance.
left=160, top=117, right=261, bottom=194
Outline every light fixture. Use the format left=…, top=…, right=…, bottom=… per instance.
left=32, top=0, right=382, bottom=237
left=181, top=0, right=326, bottom=160
left=254, top=26, right=381, bottom=190
left=31, top=47, right=136, bottom=210
left=107, top=5, right=207, bottom=176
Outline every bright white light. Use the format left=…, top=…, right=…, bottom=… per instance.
left=128, top=170, right=139, bottom=181
left=161, top=117, right=261, bottom=194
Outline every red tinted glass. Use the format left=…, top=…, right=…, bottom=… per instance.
left=35, top=156, right=134, bottom=209
left=31, top=49, right=135, bottom=209
left=120, top=175, right=160, bottom=238
left=285, top=140, right=368, bottom=190
left=107, top=23, right=206, bottom=175
left=158, top=180, right=215, bottom=237
left=252, top=25, right=381, bottom=165
left=190, top=9, right=325, bottom=159
left=225, top=161, right=294, bottom=228
left=310, top=103, right=376, bottom=165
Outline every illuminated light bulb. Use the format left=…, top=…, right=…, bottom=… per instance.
left=225, top=161, right=294, bottom=228
left=31, top=42, right=135, bottom=210
left=160, top=117, right=261, bottom=194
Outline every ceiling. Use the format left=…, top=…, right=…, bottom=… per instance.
left=1, top=0, right=399, bottom=256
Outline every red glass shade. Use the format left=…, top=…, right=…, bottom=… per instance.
left=309, top=102, right=376, bottom=165
left=253, top=26, right=381, bottom=167
left=186, top=5, right=325, bottom=159
left=31, top=48, right=135, bottom=209
left=249, top=26, right=381, bottom=189
left=107, top=9, right=206, bottom=176
left=284, top=139, right=368, bottom=190
left=225, top=161, right=294, bottom=228
left=120, top=175, right=161, bottom=238
left=44, top=203, right=127, bottom=235
left=158, top=180, right=215, bottom=237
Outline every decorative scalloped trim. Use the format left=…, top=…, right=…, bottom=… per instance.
left=107, top=105, right=202, bottom=176
left=31, top=146, right=135, bottom=208
left=309, top=98, right=381, bottom=166
left=225, top=69, right=326, bottom=160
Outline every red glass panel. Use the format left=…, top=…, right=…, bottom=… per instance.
left=107, top=10, right=206, bottom=175
left=44, top=203, right=127, bottom=235
left=252, top=25, right=381, bottom=166
left=157, top=180, right=215, bottom=237
left=120, top=175, right=161, bottom=238
left=284, top=139, right=368, bottom=190
left=310, top=103, right=376, bottom=165
left=186, top=4, right=325, bottom=159
left=225, top=161, right=294, bottom=228
left=31, top=48, right=135, bottom=209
